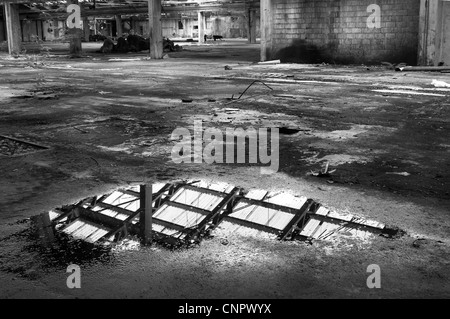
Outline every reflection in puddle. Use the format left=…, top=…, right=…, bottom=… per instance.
left=0, top=215, right=113, bottom=280
left=0, top=180, right=403, bottom=280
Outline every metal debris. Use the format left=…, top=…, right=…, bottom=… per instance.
left=258, top=60, right=281, bottom=65
left=310, top=162, right=336, bottom=178
left=236, top=80, right=273, bottom=100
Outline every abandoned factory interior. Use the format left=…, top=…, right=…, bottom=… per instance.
left=0, top=0, right=449, bottom=301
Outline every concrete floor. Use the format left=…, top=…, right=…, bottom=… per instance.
left=0, top=39, right=449, bottom=298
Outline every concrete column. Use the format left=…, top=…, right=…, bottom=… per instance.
left=418, top=0, right=444, bottom=66
left=83, top=17, right=90, bottom=41
left=198, top=11, right=205, bottom=43
left=53, top=19, right=59, bottom=38
left=67, top=0, right=82, bottom=57
left=260, top=0, right=273, bottom=61
left=248, top=9, right=257, bottom=44
left=4, top=3, right=21, bottom=55
left=115, top=15, right=123, bottom=37
left=130, top=16, right=137, bottom=32
left=148, top=0, right=163, bottom=58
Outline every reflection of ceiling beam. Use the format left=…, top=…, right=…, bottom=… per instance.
left=80, top=4, right=258, bottom=17
left=12, top=2, right=259, bottom=19
left=2, top=0, right=260, bottom=20
left=0, top=0, right=260, bottom=5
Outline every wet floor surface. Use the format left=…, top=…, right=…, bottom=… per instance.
left=0, top=40, right=449, bottom=298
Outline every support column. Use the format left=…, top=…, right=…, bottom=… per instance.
left=52, top=20, right=59, bottom=39
left=83, top=17, right=90, bottom=41
left=115, top=15, right=123, bottom=37
left=67, top=0, right=82, bottom=57
left=4, top=3, right=21, bottom=55
left=418, top=0, right=444, bottom=66
left=148, top=0, right=163, bottom=59
left=260, top=0, right=273, bottom=62
left=248, top=9, right=257, bottom=44
left=140, top=184, right=153, bottom=245
left=198, top=11, right=205, bottom=43
left=130, top=16, right=137, bottom=32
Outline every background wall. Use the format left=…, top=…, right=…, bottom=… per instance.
left=269, top=0, right=421, bottom=65
left=157, top=14, right=260, bottom=39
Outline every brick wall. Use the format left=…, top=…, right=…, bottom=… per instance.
left=269, top=0, right=420, bottom=64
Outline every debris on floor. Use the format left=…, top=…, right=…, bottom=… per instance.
left=0, top=135, right=48, bottom=157
left=386, top=172, right=411, bottom=177
left=309, top=162, right=336, bottom=178
left=431, top=79, right=450, bottom=88
left=396, top=65, right=450, bottom=72
left=258, top=60, right=281, bottom=65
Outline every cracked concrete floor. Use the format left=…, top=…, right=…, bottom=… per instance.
left=0, top=40, right=449, bottom=298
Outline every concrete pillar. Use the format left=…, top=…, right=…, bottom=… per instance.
left=83, top=17, right=90, bottom=41
left=115, top=15, right=123, bottom=37
left=130, top=16, right=137, bottom=32
left=53, top=19, right=59, bottom=38
left=67, top=0, right=82, bottom=57
left=198, top=11, right=205, bottom=43
left=260, top=0, right=273, bottom=61
left=148, top=0, right=163, bottom=59
left=4, top=3, right=21, bottom=55
left=418, top=0, right=444, bottom=66
left=248, top=9, right=257, bottom=44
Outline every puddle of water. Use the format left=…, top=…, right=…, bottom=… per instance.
left=0, top=180, right=402, bottom=279
left=0, top=217, right=114, bottom=279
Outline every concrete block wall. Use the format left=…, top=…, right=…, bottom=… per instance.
left=158, top=14, right=261, bottom=39
left=270, top=0, right=420, bottom=64
left=209, top=15, right=260, bottom=38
